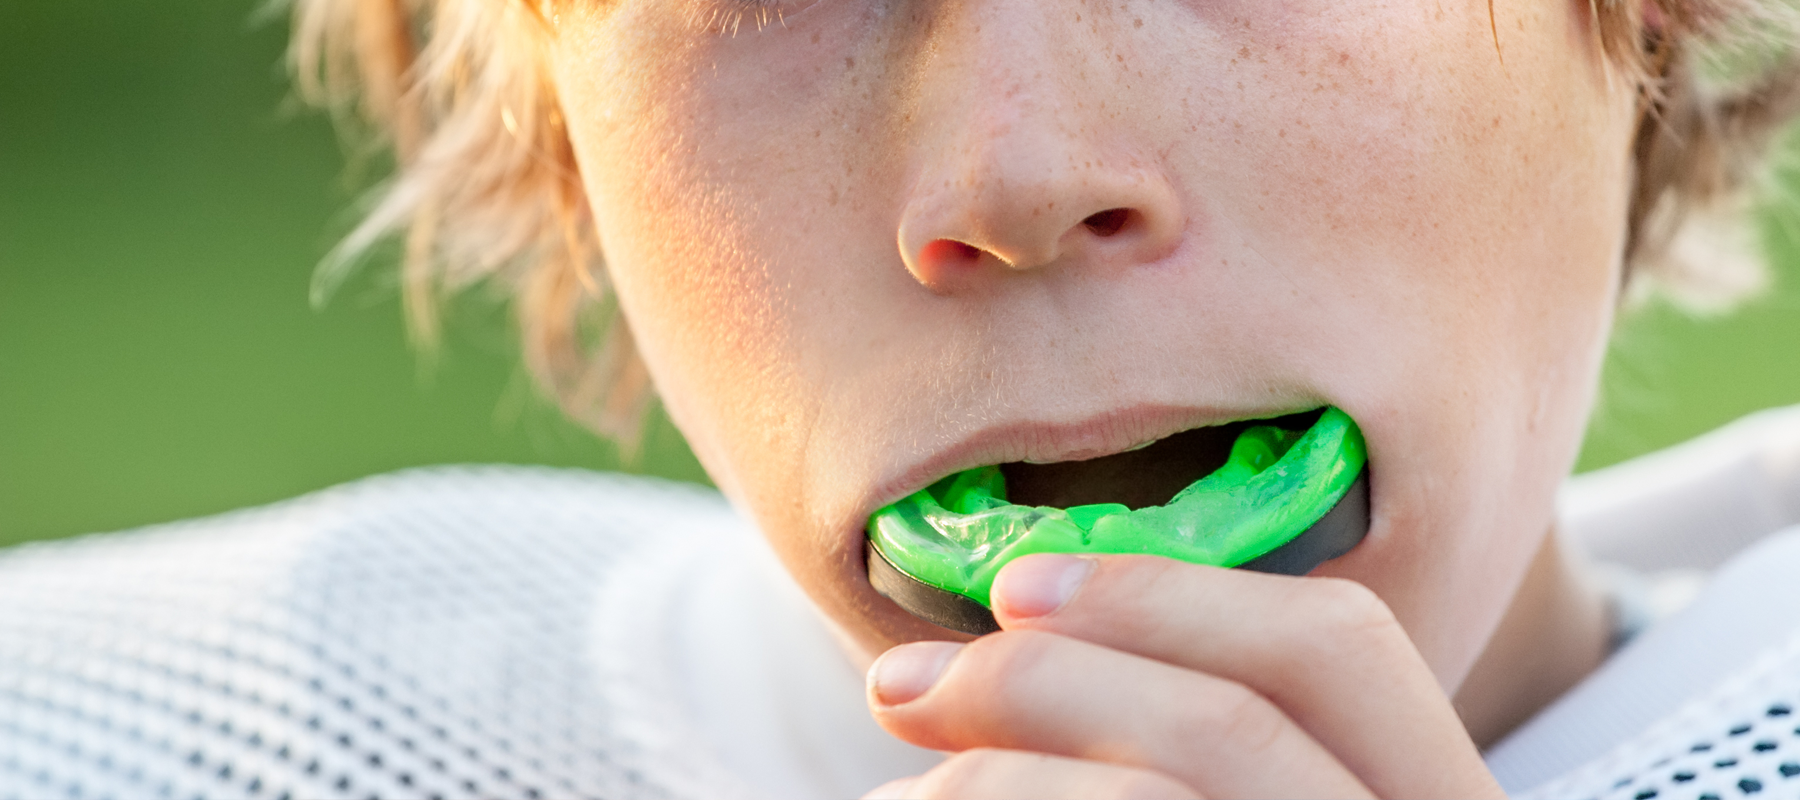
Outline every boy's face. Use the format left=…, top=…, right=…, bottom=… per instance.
left=552, top=0, right=1637, bottom=688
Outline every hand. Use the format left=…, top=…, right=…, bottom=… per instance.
left=861, top=554, right=1506, bottom=799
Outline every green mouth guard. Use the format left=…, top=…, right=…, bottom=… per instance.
left=866, top=406, right=1370, bottom=634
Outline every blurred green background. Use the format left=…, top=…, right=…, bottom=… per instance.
left=3, top=0, right=1799, bottom=548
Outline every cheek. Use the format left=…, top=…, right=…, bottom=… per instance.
left=1138, top=0, right=1634, bottom=684
left=1189, top=0, right=1628, bottom=300
left=553, top=3, right=921, bottom=513
left=550, top=18, right=794, bottom=507
left=1179, top=0, right=1631, bottom=433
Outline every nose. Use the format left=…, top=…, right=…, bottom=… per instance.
left=895, top=6, right=1184, bottom=293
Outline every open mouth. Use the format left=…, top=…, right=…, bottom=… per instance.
left=998, top=408, right=1327, bottom=510
left=865, top=407, right=1369, bottom=634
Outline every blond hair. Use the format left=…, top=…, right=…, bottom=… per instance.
left=290, top=0, right=1800, bottom=443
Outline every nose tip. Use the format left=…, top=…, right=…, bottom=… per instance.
left=898, top=174, right=1184, bottom=293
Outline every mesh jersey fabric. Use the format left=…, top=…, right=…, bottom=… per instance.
left=0, top=466, right=935, bottom=800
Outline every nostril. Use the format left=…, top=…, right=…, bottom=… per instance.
left=1081, top=208, right=1132, bottom=237
left=921, top=239, right=984, bottom=265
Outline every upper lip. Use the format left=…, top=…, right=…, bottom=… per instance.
left=864, top=402, right=1306, bottom=514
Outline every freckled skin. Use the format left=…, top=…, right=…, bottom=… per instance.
left=550, top=0, right=1636, bottom=691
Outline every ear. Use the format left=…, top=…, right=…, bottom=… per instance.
left=1641, top=0, right=1667, bottom=35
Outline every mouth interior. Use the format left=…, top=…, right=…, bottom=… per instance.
left=998, top=408, right=1325, bottom=510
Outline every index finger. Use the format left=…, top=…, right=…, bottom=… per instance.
left=989, top=554, right=1503, bottom=800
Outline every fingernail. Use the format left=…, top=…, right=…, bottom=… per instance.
left=993, top=553, right=1095, bottom=619
left=869, top=641, right=962, bottom=706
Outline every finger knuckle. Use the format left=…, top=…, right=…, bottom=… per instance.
left=1302, top=577, right=1404, bottom=645
left=1183, top=679, right=1286, bottom=758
